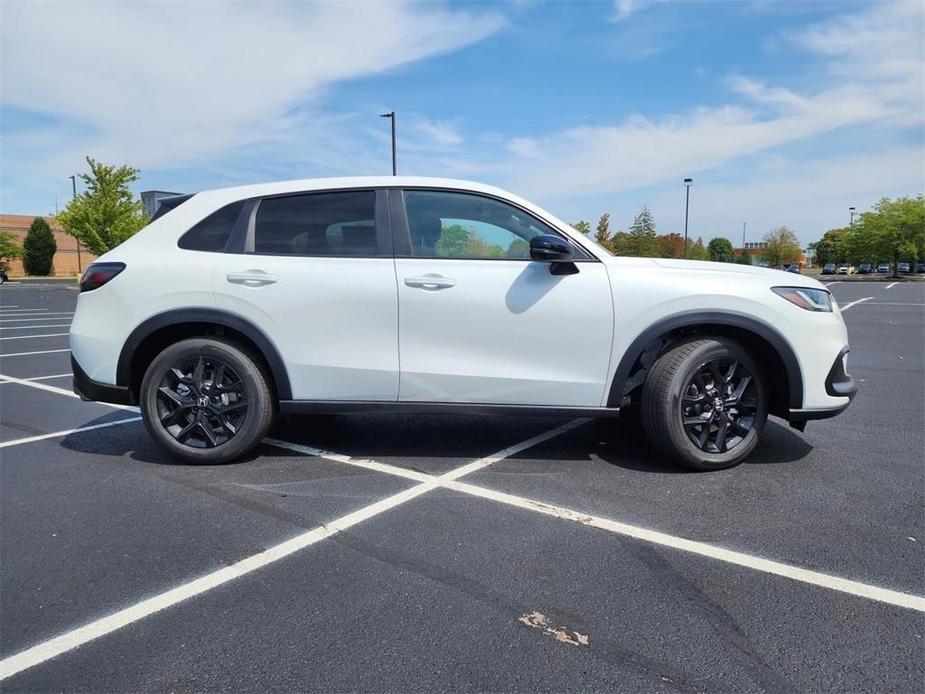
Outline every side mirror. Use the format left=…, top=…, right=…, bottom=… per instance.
left=530, top=235, right=579, bottom=275
left=529, top=235, right=574, bottom=262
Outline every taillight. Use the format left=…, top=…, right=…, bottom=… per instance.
left=80, top=263, right=126, bottom=292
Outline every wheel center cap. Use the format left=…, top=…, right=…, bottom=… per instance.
left=197, top=395, right=210, bottom=408
left=713, top=398, right=724, bottom=412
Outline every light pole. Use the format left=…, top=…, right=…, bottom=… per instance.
left=683, top=177, right=693, bottom=257
left=69, top=175, right=82, bottom=273
left=742, top=221, right=747, bottom=247
left=379, top=111, right=396, bottom=176
left=849, top=206, right=856, bottom=226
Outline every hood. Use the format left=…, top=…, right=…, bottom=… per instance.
left=644, top=257, right=825, bottom=289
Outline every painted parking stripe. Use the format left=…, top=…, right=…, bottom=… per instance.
left=0, top=373, right=72, bottom=385
left=0, top=324, right=72, bottom=331
left=265, top=438, right=925, bottom=614
left=0, top=315, right=75, bottom=322
left=885, top=282, right=898, bottom=289
left=0, top=422, right=582, bottom=680
left=0, top=333, right=69, bottom=341
left=839, top=297, right=872, bottom=311
left=0, top=373, right=137, bottom=412
left=0, top=348, right=71, bottom=358
left=0, top=417, right=142, bottom=449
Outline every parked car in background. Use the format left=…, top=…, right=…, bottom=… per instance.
left=877, top=262, right=891, bottom=273
left=785, top=264, right=800, bottom=273
left=68, top=176, right=856, bottom=471
left=858, top=263, right=873, bottom=274
left=836, top=263, right=854, bottom=275
left=898, top=262, right=912, bottom=273
left=822, top=263, right=836, bottom=275
left=0, top=269, right=8, bottom=284
left=916, top=262, right=925, bottom=273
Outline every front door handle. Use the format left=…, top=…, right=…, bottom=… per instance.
left=404, top=275, right=456, bottom=290
left=226, top=270, right=279, bottom=286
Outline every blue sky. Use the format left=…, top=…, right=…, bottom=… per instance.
left=1, top=0, right=922, bottom=246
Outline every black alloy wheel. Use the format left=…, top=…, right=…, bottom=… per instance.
left=680, top=358, right=757, bottom=454
left=156, top=356, right=248, bottom=448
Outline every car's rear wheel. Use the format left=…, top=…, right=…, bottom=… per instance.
left=140, top=338, right=274, bottom=464
left=641, top=338, right=767, bottom=471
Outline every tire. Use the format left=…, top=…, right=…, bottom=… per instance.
left=140, top=337, right=274, bottom=464
left=641, top=338, right=767, bottom=471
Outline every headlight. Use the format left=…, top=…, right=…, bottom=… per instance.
left=772, top=286, right=833, bottom=312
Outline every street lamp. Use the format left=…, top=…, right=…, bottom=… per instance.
left=379, top=111, right=397, bottom=176
left=69, top=174, right=82, bottom=273
left=849, top=206, right=856, bottom=226
left=683, top=177, right=693, bottom=257
left=742, top=221, right=747, bottom=247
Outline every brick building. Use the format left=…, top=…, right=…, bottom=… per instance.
left=0, top=214, right=96, bottom=277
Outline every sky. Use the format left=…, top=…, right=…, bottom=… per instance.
left=1, top=0, right=923, bottom=247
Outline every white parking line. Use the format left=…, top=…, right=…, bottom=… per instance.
left=0, top=333, right=68, bottom=341
left=0, top=348, right=71, bottom=358
left=0, top=373, right=71, bottom=384
left=839, top=297, right=872, bottom=312
left=0, top=421, right=585, bottom=680
left=0, top=373, right=137, bottom=411
left=0, top=324, right=72, bottom=331
left=0, top=417, right=142, bottom=449
left=0, top=314, right=75, bottom=322
left=886, top=282, right=898, bottom=289
left=265, top=438, right=925, bottom=614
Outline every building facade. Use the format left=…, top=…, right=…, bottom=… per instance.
left=0, top=214, right=96, bottom=277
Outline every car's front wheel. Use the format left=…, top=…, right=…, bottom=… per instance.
left=140, top=338, right=274, bottom=464
left=641, top=338, right=767, bottom=471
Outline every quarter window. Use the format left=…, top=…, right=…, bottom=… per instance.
left=253, top=191, right=377, bottom=256
left=404, top=190, right=564, bottom=259
left=178, top=201, right=244, bottom=252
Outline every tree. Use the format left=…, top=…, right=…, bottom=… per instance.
left=762, top=226, right=802, bottom=266
left=846, top=196, right=925, bottom=278
left=736, top=249, right=753, bottom=265
left=56, top=157, right=148, bottom=256
left=594, top=213, right=611, bottom=249
left=658, top=232, right=684, bottom=258
left=610, top=230, right=631, bottom=255
left=809, top=228, right=846, bottom=266
left=626, top=206, right=660, bottom=257
left=687, top=236, right=709, bottom=261
left=22, top=217, right=57, bottom=276
left=0, top=231, right=23, bottom=273
left=707, top=237, right=735, bottom=263
left=572, top=220, right=590, bottom=235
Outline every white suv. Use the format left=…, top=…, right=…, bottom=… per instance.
left=71, top=177, right=855, bottom=470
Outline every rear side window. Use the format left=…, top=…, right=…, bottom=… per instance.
left=253, top=191, right=377, bottom=256
left=178, top=201, right=244, bottom=252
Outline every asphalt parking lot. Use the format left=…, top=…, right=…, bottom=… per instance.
left=1, top=279, right=922, bottom=692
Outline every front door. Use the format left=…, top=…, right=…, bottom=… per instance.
left=394, top=189, right=613, bottom=407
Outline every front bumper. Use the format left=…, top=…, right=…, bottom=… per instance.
left=72, top=355, right=135, bottom=405
left=788, top=346, right=855, bottom=423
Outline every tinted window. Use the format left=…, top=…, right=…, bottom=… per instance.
left=253, top=191, right=377, bottom=256
left=404, top=190, right=562, bottom=259
left=178, top=201, right=243, bottom=252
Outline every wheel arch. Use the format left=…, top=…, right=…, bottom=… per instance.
left=607, top=311, right=803, bottom=419
left=117, top=308, right=292, bottom=402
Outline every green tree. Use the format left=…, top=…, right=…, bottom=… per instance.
left=435, top=224, right=471, bottom=256
left=809, top=228, right=846, bottom=266
left=707, top=237, right=735, bottom=262
left=572, top=220, right=591, bottom=235
left=0, top=231, right=23, bottom=273
left=762, top=226, right=802, bottom=266
left=594, top=213, right=611, bottom=249
left=687, top=236, right=709, bottom=261
left=736, top=249, right=753, bottom=265
left=23, top=217, right=57, bottom=276
left=56, top=157, right=148, bottom=256
left=626, top=206, right=660, bottom=257
left=610, top=230, right=631, bottom=255
left=847, top=196, right=925, bottom=278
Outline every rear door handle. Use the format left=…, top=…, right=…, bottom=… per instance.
left=226, top=270, right=279, bottom=286
left=404, top=275, right=456, bottom=290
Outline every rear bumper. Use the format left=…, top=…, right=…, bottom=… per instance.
left=72, top=355, right=135, bottom=405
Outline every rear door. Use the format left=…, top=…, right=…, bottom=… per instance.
left=211, top=188, right=399, bottom=401
left=393, top=188, right=614, bottom=407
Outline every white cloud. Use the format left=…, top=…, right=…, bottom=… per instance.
left=501, top=0, right=923, bottom=202
left=0, top=0, right=503, bottom=177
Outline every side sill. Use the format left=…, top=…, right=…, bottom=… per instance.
left=278, top=400, right=621, bottom=418
left=72, top=355, right=135, bottom=406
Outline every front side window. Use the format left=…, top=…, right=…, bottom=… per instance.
left=404, top=190, right=564, bottom=259
left=253, top=190, right=377, bottom=256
